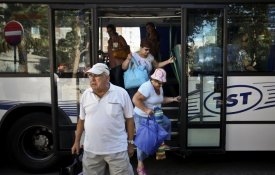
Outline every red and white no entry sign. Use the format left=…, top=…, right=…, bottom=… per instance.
left=4, top=20, right=24, bottom=46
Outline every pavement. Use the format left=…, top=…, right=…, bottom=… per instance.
left=1, top=151, right=275, bottom=175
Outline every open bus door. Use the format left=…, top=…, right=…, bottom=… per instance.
left=180, top=6, right=227, bottom=154
left=49, top=5, right=97, bottom=154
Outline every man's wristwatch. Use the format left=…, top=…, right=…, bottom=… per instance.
left=127, top=140, right=134, bottom=144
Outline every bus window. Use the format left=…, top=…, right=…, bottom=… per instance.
left=99, top=26, right=140, bottom=65
left=100, top=27, right=140, bottom=53
left=187, top=9, right=223, bottom=75
left=0, top=3, right=49, bottom=74
left=227, top=4, right=275, bottom=72
left=55, top=9, right=91, bottom=77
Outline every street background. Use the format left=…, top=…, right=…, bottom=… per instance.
left=1, top=151, right=275, bottom=175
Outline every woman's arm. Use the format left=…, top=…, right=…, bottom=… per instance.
left=163, top=96, right=181, bottom=104
left=133, top=91, right=154, bottom=115
left=153, top=56, right=175, bottom=68
left=122, top=53, right=132, bottom=70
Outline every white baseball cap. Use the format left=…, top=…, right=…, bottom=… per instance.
left=86, top=63, right=110, bottom=75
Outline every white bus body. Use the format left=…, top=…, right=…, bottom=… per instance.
left=1, top=76, right=275, bottom=151
left=187, top=76, right=275, bottom=150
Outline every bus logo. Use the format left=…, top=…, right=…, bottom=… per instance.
left=204, top=85, right=263, bottom=114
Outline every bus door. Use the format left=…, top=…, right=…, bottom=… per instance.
left=49, top=5, right=96, bottom=151
left=183, top=7, right=226, bottom=152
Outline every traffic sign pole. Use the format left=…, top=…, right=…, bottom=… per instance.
left=14, top=46, right=16, bottom=72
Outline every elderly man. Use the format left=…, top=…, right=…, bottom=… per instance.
left=71, top=63, right=135, bottom=175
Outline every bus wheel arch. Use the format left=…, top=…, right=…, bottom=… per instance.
left=2, top=105, right=73, bottom=172
left=7, top=112, right=58, bottom=172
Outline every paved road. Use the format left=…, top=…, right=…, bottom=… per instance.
left=1, top=152, right=275, bottom=175
left=141, top=152, right=275, bottom=175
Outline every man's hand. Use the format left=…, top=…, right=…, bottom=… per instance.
left=128, top=144, right=135, bottom=157
left=71, top=142, right=81, bottom=155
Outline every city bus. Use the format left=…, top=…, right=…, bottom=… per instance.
left=0, top=0, right=275, bottom=172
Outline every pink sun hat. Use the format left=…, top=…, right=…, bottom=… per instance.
left=150, top=68, right=167, bottom=82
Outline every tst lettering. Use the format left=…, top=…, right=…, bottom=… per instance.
left=213, top=92, right=252, bottom=108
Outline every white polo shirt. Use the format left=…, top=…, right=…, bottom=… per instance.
left=79, top=83, right=133, bottom=154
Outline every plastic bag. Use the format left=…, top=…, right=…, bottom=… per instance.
left=134, top=117, right=169, bottom=155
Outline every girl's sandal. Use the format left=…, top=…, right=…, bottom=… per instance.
left=137, top=167, right=147, bottom=175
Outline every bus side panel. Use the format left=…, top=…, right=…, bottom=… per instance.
left=56, top=77, right=89, bottom=123
left=188, top=76, right=275, bottom=150
left=226, top=124, right=275, bottom=151
left=226, top=76, right=275, bottom=151
left=0, top=77, right=51, bottom=121
left=227, top=76, right=275, bottom=121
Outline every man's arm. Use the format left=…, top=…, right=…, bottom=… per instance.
left=71, top=119, right=84, bottom=155
left=126, top=117, right=135, bottom=141
left=125, top=117, right=135, bottom=157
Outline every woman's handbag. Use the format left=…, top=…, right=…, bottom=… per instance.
left=134, top=116, right=169, bottom=155
left=112, top=45, right=130, bottom=60
left=123, top=57, right=149, bottom=89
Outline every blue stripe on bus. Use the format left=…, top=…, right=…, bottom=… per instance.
left=0, top=100, right=78, bottom=117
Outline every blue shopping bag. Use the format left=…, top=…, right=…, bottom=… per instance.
left=134, top=116, right=169, bottom=155
left=123, top=57, right=149, bottom=89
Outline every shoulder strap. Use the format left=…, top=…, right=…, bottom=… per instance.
left=131, top=56, right=139, bottom=66
left=118, top=35, right=127, bottom=46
